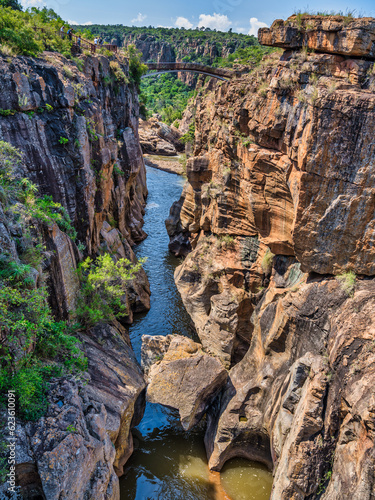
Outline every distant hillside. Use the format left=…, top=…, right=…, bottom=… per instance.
left=75, top=25, right=258, bottom=66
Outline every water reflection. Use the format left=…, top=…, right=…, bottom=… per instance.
left=128, top=166, right=193, bottom=362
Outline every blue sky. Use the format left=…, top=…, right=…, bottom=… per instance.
left=22, top=0, right=375, bottom=35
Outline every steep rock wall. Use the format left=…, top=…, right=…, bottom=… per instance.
left=168, top=16, right=375, bottom=499
left=0, top=52, right=150, bottom=499
left=0, top=52, right=150, bottom=318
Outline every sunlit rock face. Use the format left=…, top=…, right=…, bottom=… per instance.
left=142, top=334, right=227, bottom=430
left=259, top=15, right=375, bottom=59
left=168, top=15, right=375, bottom=499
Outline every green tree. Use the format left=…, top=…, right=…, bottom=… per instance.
left=0, top=0, right=22, bottom=11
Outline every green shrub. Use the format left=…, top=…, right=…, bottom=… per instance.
left=0, top=7, right=73, bottom=57
left=75, top=254, right=145, bottom=326
left=0, top=109, right=17, bottom=116
left=112, top=163, right=124, bottom=176
left=86, top=119, right=99, bottom=141
left=59, top=136, right=69, bottom=145
left=220, top=234, right=235, bottom=249
left=0, top=285, right=86, bottom=420
left=109, top=60, right=129, bottom=83
left=0, top=140, right=86, bottom=421
left=261, top=248, right=275, bottom=274
left=180, top=122, right=195, bottom=144
left=336, top=270, right=356, bottom=296
left=126, top=44, right=148, bottom=89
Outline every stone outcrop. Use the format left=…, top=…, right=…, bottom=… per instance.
left=138, top=117, right=183, bottom=156
left=142, top=334, right=228, bottom=430
left=11, top=323, right=145, bottom=500
left=259, top=15, right=375, bottom=59
left=167, top=16, right=375, bottom=499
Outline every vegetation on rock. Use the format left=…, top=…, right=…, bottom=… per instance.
left=75, top=254, right=146, bottom=326
left=0, top=7, right=73, bottom=57
left=0, top=141, right=86, bottom=421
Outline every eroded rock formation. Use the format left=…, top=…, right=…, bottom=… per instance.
left=142, top=335, right=227, bottom=430
left=15, top=323, right=145, bottom=500
left=138, top=117, right=183, bottom=156
left=167, top=15, right=375, bottom=499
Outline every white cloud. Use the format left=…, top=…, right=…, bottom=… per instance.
left=235, top=27, right=246, bottom=33
left=175, top=16, right=193, bottom=29
left=68, top=20, right=93, bottom=26
left=131, top=13, right=147, bottom=24
left=198, top=13, right=232, bottom=31
left=248, top=17, right=268, bottom=36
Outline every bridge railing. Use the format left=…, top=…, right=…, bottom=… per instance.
left=145, top=61, right=237, bottom=79
left=32, top=27, right=118, bottom=55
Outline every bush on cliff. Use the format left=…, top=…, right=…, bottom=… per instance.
left=75, top=254, right=146, bottom=327
left=126, top=44, right=148, bottom=89
left=0, top=141, right=86, bottom=421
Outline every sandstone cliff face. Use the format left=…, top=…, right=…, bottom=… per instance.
left=168, top=16, right=375, bottom=498
left=0, top=52, right=150, bottom=318
left=0, top=52, right=150, bottom=499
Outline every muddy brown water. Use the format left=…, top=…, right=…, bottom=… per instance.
left=119, top=165, right=272, bottom=500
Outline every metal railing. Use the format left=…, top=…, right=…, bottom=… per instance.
left=33, top=27, right=118, bottom=55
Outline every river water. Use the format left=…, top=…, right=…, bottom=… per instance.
left=119, top=165, right=273, bottom=500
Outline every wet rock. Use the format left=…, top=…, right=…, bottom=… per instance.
left=144, top=335, right=228, bottom=430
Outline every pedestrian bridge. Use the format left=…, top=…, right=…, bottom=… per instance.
left=143, top=62, right=237, bottom=81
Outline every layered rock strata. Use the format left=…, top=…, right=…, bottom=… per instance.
left=0, top=53, right=150, bottom=319
left=168, top=16, right=375, bottom=499
left=259, top=15, right=375, bottom=59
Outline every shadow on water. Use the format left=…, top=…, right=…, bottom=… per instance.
left=120, top=165, right=272, bottom=500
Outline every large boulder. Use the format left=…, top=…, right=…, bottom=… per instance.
left=142, top=335, right=228, bottom=430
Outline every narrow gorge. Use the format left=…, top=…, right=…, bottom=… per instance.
left=0, top=9, right=375, bottom=500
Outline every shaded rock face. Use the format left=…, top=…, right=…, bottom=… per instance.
left=259, top=15, right=375, bottom=59
left=142, top=335, right=228, bottom=430
left=10, top=323, right=145, bottom=500
left=0, top=53, right=147, bottom=252
left=167, top=17, right=375, bottom=499
left=0, top=53, right=150, bottom=318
